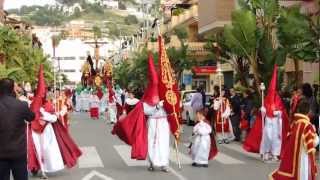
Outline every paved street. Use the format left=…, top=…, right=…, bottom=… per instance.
left=29, top=113, right=319, bottom=180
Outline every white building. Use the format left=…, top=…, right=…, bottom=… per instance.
left=102, top=0, right=119, bottom=9
left=33, top=27, right=120, bottom=84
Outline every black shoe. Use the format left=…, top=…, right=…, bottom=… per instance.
left=160, top=167, right=169, bottom=173
left=202, top=164, right=208, bottom=168
left=148, top=166, right=154, bottom=171
left=192, top=163, right=197, bottom=167
left=31, top=170, right=38, bottom=176
left=224, top=139, right=229, bottom=144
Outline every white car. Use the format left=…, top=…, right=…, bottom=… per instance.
left=181, top=91, right=211, bottom=126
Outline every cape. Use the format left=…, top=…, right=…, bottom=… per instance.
left=209, top=133, right=218, bottom=160
left=112, top=102, right=148, bottom=160
left=270, top=114, right=318, bottom=180
left=243, top=103, right=290, bottom=157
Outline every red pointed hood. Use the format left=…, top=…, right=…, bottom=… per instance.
left=264, top=65, right=281, bottom=117
left=142, top=53, right=160, bottom=106
left=30, top=64, right=47, bottom=133
left=35, top=64, right=46, bottom=98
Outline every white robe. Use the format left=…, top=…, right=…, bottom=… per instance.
left=99, top=95, right=108, bottom=114
left=31, top=108, right=64, bottom=173
left=191, top=121, right=212, bottom=165
left=259, top=109, right=282, bottom=156
left=75, top=94, right=81, bottom=112
left=143, top=103, right=170, bottom=167
left=300, top=134, right=319, bottom=180
left=107, top=97, right=117, bottom=123
left=213, top=99, right=235, bottom=141
left=82, top=92, right=90, bottom=111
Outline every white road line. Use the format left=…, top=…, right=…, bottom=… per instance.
left=114, top=145, right=193, bottom=166
left=215, top=152, right=245, bottom=164
left=169, top=148, right=193, bottom=165
left=221, top=143, right=261, bottom=159
left=168, top=167, right=188, bottom=180
left=82, top=170, right=114, bottom=180
left=114, top=145, right=148, bottom=166
left=78, top=146, right=104, bottom=168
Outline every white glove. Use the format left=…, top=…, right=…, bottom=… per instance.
left=273, top=111, right=282, bottom=117
left=260, top=106, right=266, bottom=113
left=39, top=108, right=45, bottom=114
left=158, top=100, right=164, bottom=107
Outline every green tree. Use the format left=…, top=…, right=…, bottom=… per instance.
left=277, top=6, right=320, bottom=85
left=0, top=26, right=53, bottom=84
left=222, top=0, right=289, bottom=93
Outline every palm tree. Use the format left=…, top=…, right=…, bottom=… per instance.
left=0, top=26, right=53, bottom=85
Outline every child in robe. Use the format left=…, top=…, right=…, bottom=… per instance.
left=191, top=110, right=217, bottom=167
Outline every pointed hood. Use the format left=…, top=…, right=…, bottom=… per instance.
left=35, top=64, right=46, bottom=98
left=142, top=53, right=160, bottom=106
left=264, top=65, right=281, bottom=117
left=30, top=64, right=47, bottom=133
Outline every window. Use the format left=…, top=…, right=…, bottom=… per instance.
left=62, top=69, right=76, bottom=73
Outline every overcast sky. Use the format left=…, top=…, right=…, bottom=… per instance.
left=4, top=0, right=56, bottom=10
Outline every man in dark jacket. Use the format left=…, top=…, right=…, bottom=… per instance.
left=0, top=78, right=35, bottom=180
left=230, top=88, right=241, bottom=141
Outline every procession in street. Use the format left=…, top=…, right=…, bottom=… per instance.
left=1, top=0, right=320, bottom=180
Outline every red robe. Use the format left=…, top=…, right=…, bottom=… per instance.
left=215, top=98, right=231, bottom=133
left=270, top=113, right=318, bottom=180
left=112, top=102, right=148, bottom=160
left=243, top=95, right=290, bottom=157
left=27, top=101, right=82, bottom=171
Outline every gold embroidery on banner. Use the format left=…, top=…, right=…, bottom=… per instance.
left=160, top=39, right=176, bottom=89
left=165, top=90, right=177, bottom=106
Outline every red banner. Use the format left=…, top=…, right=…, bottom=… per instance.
left=158, top=36, right=181, bottom=139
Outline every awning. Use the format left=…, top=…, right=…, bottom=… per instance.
left=192, top=66, right=216, bottom=74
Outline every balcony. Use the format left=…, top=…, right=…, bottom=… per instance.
left=147, top=40, right=209, bottom=59
left=161, top=5, right=198, bottom=33
left=198, top=0, right=235, bottom=35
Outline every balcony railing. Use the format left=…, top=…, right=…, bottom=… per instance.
left=147, top=41, right=209, bottom=57
left=161, top=5, right=198, bottom=33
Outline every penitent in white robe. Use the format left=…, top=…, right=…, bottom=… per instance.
left=31, top=108, right=64, bottom=173
left=259, top=109, right=282, bottom=156
left=143, top=103, right=170, bottom=167
left=82, top=92, right=90, bottom=111
left=213, top=99, right=235, bottom=141
left=107, top=97, right=117, bottom=123
left=191, top=121, right=212, bottom=165
left=75, top=93, right=81, bottom=112
left=299, top=135, right=319, bottom=180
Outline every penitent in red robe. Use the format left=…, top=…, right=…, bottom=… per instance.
left=270, top=113, right=318, bottom=180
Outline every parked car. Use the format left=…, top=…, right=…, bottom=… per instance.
left=181, top=90, right=211, bottom=126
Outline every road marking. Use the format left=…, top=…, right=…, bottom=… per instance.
left=114, top=145, right=193, bottom=166
left=79, top=146, right=104, bottom=168
left=221, top=143, right=261, bottom=159
left=215, top=152, right=245, bottom=164
left=82, top=170, right=114, bottom=180
left=168, top=167, right=188, bottom=180
left=114, top=145, right=148, bottom=166
left=169, top=148, right=193, bottom=165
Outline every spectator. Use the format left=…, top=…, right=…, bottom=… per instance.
left=191, top=87, right=204, bottom=119
left=242, top=90, right=254, bottom=127
left=230, top=88, right=241, bottom=141
left=301, top=83, right=319, bottom=151
left=0, top=78, right=35, bottom=180
left=200, top=86, right=206, bottom=108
